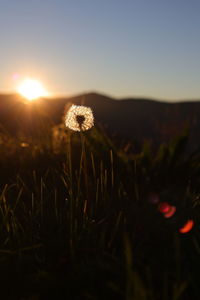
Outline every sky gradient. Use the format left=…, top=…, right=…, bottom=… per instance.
left=0, top=0, right=200, bottom=101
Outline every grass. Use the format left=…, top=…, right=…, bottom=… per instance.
left=0, top=121, right=200, bottom=299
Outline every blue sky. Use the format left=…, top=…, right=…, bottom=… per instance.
left=0, top=0, right=200, bottom=100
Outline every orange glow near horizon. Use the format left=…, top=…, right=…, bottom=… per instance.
left=17, top=78, right=48, bottom=101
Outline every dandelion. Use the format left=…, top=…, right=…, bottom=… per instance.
left=65, top=105, right=94, bottom=131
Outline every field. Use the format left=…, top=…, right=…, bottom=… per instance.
left=0, top=112, right=200, bottom=300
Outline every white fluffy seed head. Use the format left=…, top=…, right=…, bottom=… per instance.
left=65, top=105, right=94, bottom=131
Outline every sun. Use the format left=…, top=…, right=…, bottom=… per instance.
left=17, top=78, right=48, bottom=101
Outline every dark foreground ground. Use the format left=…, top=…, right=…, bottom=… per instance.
left=0, top=123, right=200, bottom=300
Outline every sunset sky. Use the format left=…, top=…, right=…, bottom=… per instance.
left=0, top=0, right=200, bottom=101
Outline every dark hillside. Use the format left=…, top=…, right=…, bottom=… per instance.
left=0, top=92, right=200, bottom=151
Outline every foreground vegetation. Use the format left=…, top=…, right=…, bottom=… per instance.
left=0, top=122, right=200, bottom=300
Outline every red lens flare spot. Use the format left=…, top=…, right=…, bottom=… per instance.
left=158, top=202, right=171, bottom=214
left=179, top=220, right=194, bottom=234
left=163, top=206, right=176, bottom=218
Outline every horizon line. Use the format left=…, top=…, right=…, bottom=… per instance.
left=0, top=90, right=200, bottom=103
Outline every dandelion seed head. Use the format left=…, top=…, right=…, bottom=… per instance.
left=76, top=115, right=85, bottom=127
left=65, top=105, right=94, bottom=131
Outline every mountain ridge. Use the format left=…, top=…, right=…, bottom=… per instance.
left=0, top=92, right=200, bottom=151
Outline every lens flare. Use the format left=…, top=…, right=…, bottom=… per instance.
left=158, top=202, right=171, bottom=213
left=179, top=219, right=194, bottom=234
left=163, top=206, right=176, bottom=218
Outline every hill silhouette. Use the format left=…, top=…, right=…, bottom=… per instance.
left=0, top=92, right=200, bottom=151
